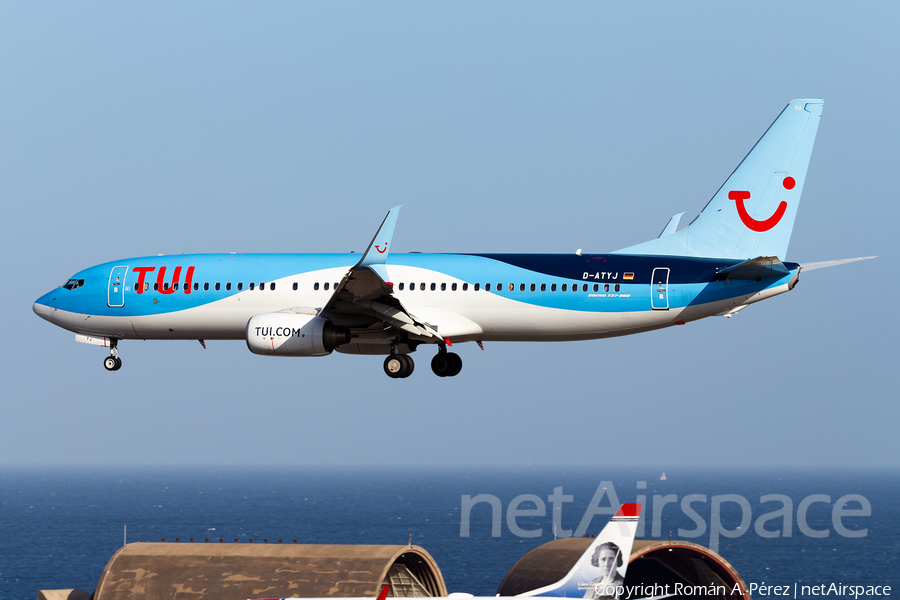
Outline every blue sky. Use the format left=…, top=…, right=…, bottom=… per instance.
left=1, top=2, right=896, bottom=467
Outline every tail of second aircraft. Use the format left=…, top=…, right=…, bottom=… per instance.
left=615, top=99, right=824, bottom=261
left=519, top=503, right=641, bottom=599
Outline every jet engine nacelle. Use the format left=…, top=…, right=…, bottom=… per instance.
left=246, top=313, right=350, bottom=357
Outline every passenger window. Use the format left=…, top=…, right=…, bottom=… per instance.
left=292, top=282, right=297, bottom=291
left=260, top=282, right=265, bottom=290
left=215, top=283, right=221, bottom=291
left=509, top=283, right=514, bottom=292
left=530, top=283, right=535, bottom=292
left=193, top=283, right=199, bottom=291
left=224, top=283, right=230, bottom=291
left=604, top=284, right=609, bottom=292
left=154, top=283, right=159, bottom=291
left=519, top=283, right=525, bottom=291
left=582, top=284, right=588, bottom=292
left=561, top=283, right=567, bottom=292
left=314, top=282, right=319, bottom=290
left=237, top=283, right=243, bottom=291
left=398, top=283, right=405, bottom=291
left=485, top=283, right=491, bottom=291
left=324, top=282, right=329, bottom=291
left=334, top=283, right=338, bottom=289
left=551, top=283, right=557, bottom=292
left=431, top=283, right=436, bottom=291
left=271, top=283, right=276, bottom=291
left=441, top=283, right=446, bottom=291
left=540, top=283, right=546, bottom=292
left=593, top=284, right=599, bottom=292
left=474, top=283, right=481, bottom=291
left=462, top=283, right=468, bottom=291
left=615, top=284, right=620, bottom=292
left=420, top=283, right=426, bottom=290
left=451, top=283, right=457, bottom=291
left=249, top=283, right=255, bottom=290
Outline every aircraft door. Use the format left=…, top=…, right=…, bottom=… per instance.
left=108, top=265, right=128, bottom=307
left=651, top=267, right=669, bottom=310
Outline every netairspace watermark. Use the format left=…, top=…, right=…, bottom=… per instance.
left=459, top=481, right=871, bottom=552
left=606, top=582, right=891, bottom=599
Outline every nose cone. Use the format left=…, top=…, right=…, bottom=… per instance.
left=33, top=291, right=56, bottom=323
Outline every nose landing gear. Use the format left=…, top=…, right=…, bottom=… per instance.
left=103, top=340, right=122, bottom=371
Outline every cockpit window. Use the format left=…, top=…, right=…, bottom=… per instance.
left=63, top=278, right=85, bottom=290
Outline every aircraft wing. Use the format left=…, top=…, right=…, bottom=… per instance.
left=317, top=207, right=443, bottom=340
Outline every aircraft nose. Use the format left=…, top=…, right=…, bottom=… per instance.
left=33, top=292, right=56, bottom=322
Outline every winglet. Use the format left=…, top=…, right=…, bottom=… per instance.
left=519, top=504, right=641, bottom=598
left=359, top=206, right=403, bottom=267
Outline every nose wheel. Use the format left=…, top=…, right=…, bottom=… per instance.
left=431, top=351, right=462, bottom=377
left=383, top=354, right=414, bottom=378
left=103, top=340, right=122, bottom=371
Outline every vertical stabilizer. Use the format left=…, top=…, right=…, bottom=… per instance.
left=520, top=504, right=641, bottom=598
left=614, top=99, right=824, bottom=260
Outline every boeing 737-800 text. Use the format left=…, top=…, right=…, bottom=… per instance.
left=33, top=99, right=873, bottom=378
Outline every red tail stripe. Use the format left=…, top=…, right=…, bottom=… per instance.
left=615, top=503, right=641, bottom=517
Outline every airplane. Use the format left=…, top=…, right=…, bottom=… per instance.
left=33, top=99, right=875, bottom=378
left=252, top=503, right=643, bottom=600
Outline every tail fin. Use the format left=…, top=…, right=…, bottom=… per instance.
left=520, top=504, right=641, bottom=598
left=615, top=99, right=824, bottom=260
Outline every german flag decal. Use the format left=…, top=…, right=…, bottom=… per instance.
left=623, top=272, right=634, bottom=280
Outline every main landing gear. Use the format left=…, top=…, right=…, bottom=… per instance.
left=383, top=354, right=415, bottom=379
left=103, top=340, right=122, bottom=371
left=431, top=348, right=462, bottom=377
left=382, top=343, right=463, bottom=379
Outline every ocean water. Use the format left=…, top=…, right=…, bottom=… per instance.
left=0, top=467, right=896, bottom=600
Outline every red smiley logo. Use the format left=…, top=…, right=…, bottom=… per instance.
left=728, top=177, right=794, bottom=232
left=375, top=244, right=387, bottom=253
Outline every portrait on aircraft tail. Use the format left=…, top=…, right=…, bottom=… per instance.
left=583, top=541, right=625, bottom=599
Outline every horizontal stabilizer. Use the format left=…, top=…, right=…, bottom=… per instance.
left=800, top=256, right=878, bottom=272
left=715, top=256, right=789, bottom=281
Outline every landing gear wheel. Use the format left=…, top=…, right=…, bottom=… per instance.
left=384, top=355, right=404, bottom=378
left=398, top=354, right=414, bottom=378
left=113, top=356, right=122, bottom=371
left=384, top=354, right=415, bottom=379
left=446, top=352, right=462, bottom=377
left=432, top=352, right=462, bottom=377
left=104, top=356, right=119, bottom=371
